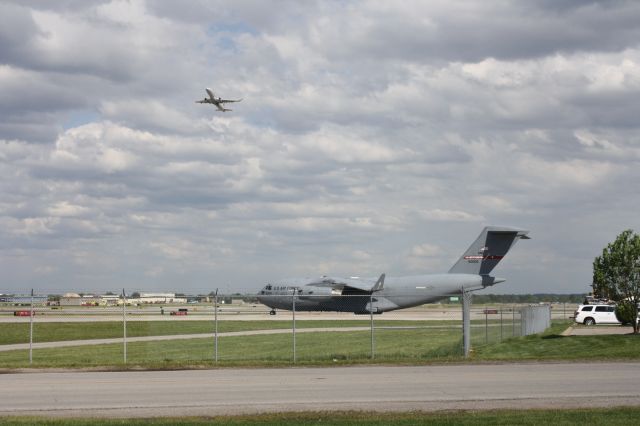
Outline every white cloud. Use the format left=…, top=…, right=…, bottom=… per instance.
left=16, top=217, right=58, bottom=236
left=410, top=244, right=440, bottom=257
left=2, top=1, right=640, bottom=294
left=418, top=209, right=484, bottom=222
left=47, top=201, right=89, bottom=217
left=406, top=243, right=447, bottom=272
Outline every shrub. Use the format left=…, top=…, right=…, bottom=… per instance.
left=615, top=301, right=636, bottom=325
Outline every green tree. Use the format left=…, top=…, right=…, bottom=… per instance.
left=592, top=230, right=640, bottom=334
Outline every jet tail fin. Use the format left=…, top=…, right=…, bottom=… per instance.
left=448, top=226, right=529, bottom=275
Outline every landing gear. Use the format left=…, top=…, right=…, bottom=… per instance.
left=269, top=309, right=276, bottom=316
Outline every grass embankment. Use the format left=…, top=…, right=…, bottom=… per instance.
left=475, top=322, right=640, bottom=360
left=2, top=408, right=640, bottom=425
left=2, top=320, right=639, bottom=368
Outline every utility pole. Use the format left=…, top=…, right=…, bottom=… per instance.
left=122, top=288, right=127, bottom=364
left=462, top=287, right=471, bottom=358
left=214, top=289, right=218, bottom=363
left=29, top=289, right=34, bottom=365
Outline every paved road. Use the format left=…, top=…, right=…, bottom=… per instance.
left=1, top=363, right=638, bottom=417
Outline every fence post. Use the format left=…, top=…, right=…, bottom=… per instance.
left=485, top=309, right=488, bottom=344
left=462, top=287, right=471, bottom=357
left=122, top=288, right=127, bottom=364
left=214, top=289, right=218, bottom=363
left=370, top=292, right=374, bottom=360
left=29, top=289, right=34, bottom=365
left=500, top=308, right=503, bottom=341
left=512, top=306, right=516, bottom=337
left=292, top=290, right=296, bottom=364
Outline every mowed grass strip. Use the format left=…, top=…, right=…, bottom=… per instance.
left=0, top=328, right=463, bottom=368
left=475, top=321, right=640, bottom=360
left=1, top=407, right=640, bottom=425
left=0, top=320, right=461, bottom=345
left=3, top=320, right=640, bottom=368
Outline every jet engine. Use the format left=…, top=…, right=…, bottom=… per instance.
left=297, top=285, right=341, bottom=302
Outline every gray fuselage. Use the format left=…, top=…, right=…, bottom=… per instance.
left=257, top=226, right=527, bottom=314
left=257, top=274, right=489, bottom=314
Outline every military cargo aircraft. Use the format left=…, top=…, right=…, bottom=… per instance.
left=196, top=88, right=242, bottom=112
left=258, top=226, right=529, bottom=314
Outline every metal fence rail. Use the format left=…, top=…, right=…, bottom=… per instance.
left=0, top=290, right=564, bottom=366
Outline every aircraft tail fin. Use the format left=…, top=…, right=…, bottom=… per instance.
left=448, top=226, right=529, bottom=275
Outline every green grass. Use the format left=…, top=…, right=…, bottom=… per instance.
left=470, top=321, right=523, bottom=346
left=0, top=327, right=464, bottom=368
left=0, top=320, right=461, bottom=345
left=475, top=322, right=640, bottom=360
left=3, top=320, right=640, bottom=369
left=2, top=407, right=640, bottom=425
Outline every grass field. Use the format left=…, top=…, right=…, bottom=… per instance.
left=0, top=326, right=464, bottom=367
left=0, top=320, right=463, bottom=345
left=2, top=320, right=639, bottom=368
left=475, top=322, right=640, bottom=360
left=2, top=407, right=640, bottom=425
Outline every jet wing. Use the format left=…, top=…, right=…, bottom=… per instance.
left=218, top=98, right=242, bottom=104
left=308, top=274, right=385, bottom=293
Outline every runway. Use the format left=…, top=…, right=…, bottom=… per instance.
left=1, top=362, right=639, bottom=417
left=0, top=303, right=577, bottom=322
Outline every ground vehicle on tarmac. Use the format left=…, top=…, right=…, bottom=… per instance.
left=574, top=304, right=620, bottom=326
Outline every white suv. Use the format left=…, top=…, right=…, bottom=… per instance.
left=574, top=304, right=620, bottom=326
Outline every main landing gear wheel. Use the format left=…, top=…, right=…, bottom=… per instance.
left=269, top=309, right=276, bottom=315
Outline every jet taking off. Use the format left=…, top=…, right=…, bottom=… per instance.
left=196, top=88, right=242, bottom=112
left=258, top=226, right=530, bottom=314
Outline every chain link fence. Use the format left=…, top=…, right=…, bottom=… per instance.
left=0, top=291, right=566, bottom=367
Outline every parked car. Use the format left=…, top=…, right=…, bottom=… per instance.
left=574, top=304, right=620, bottom=326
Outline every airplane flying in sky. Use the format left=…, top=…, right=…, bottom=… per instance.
left=195, top=88, right=242, bottom=112
left=258, top=226, right=530, bottom=314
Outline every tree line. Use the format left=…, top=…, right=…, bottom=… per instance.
left=469, top=294, right=585, bottom=304
left=592, top=229, right=640, bottom=334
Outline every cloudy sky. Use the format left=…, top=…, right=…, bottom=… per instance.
left=1, top=0, right=639, bottom=295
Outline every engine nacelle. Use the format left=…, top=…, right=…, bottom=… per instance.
left=297, top=285, right=340, bottom=301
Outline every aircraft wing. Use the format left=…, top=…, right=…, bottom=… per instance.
left=218, top=98, right=242, bottom=104
left=308, top=274, right=385, bottom=293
